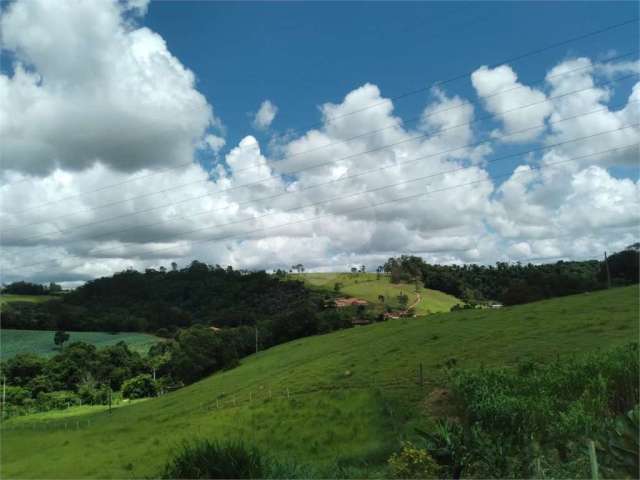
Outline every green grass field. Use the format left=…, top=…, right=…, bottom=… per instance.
left=301, top=272, right=459, bottom=314
left=0, top=294, right=58, bottom=305
left=1, top=285, right=637, bottom=478
left=0, top=329, right=160, bottom=359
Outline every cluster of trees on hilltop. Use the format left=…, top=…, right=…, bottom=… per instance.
left=384, top=246, right=639, bottom=305
left=2, top=262, right=326, bottom=334
left=1, top=281, right=62, bottom=295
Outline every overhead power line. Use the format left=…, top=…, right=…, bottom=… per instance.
left=11, top=143, right=638, bottom=272
left=5, top=72, right=637, bottom=233
left=262, top=17, right=640, bottom=140
left=2, top=20, right=637, bottom=210
left=15, top=118, right=638, bottom=247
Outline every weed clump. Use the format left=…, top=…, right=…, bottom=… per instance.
left=161, top=439, right=264, bottom=479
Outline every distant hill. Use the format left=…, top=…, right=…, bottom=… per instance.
left=3, top=285, right=637, bottom=478
left=300, top=271, right=459, bottom=314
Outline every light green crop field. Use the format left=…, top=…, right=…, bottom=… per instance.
left=1, top=286, right=638, bottom=478
left=0, top=329, right=160, bottom=359
left=0, top=294, right=58, bottom=305
left=301, top=272, right=459, bottom=314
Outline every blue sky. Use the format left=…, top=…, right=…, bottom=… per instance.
left=143, top=1, right=639, bottom=172
left=1, top=0, right=639, bottom=283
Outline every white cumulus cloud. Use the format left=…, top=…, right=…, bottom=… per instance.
left=253, top=100, right=278, bottom=130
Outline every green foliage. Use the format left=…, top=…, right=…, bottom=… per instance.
left=3, top=386, right=32, bottom=406
left=415, top=420, right=470, bottom=478
left=2, top=353, right=46, bottom=386
left=600, top=248, right=640, bottom=285
left=1, top=340, right=147, bottom=412
left=396, top=292, right=409, bottom=309
left=164, top=325, right=239, bottom=384
left=53, top=330, right=69, bottom=349
left=447, top=343, right=639, bottom=477
left=77, top=381, right=110, bottom=405
left=383, top=253, right=626, bottom=305
left=35, top=391, right=81, bottom=410
left=2, top=263, right=319, bottom=334
left=122, top=374, right=157, bottom=399
left=1, top=286, right=637, bottom=479
left=453, top=344, right=638, bottom=441
left=2, top=281, right=48, bottom=295
left=160, top=439, right=265, bottom=479
left=387, top=442, right=440, bottom=479
left=597, top=406, right=640, bottom=478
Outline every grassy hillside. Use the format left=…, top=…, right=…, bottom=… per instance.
left=0, top=294, right=58, bottom=305
left=301, top=272, right=459, bottom=314
left=1, top=285, right=637, bottom=478
left=0, top=329, right=159, bottom=359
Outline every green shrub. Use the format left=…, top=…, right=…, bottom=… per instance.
left=387, top=442, right=440, bottom=479
left=122, top=374, right=157, bottom=399
left=77, top=382, right=110, bottom=404
left=452, top=343, right=639, bottom=444
left=36, top=390, right=80, bottom=410
left=161, top=439, right=265, bottom=479
left=597, top=405, right=640, bottom=478
left=444, top=343, right=639, bottom=476
left=4, top=385, right=32, bottom=406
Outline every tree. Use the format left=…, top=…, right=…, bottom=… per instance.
left=2, top=353, right=46, bottom=387
left=334, top=282, right=342, bottom=293
left=290, top=264, right=305, bottom=274
left=397, top=292, right=409, bottom=309
left=54, top=330, right=70, bottom=350
left=122, top=374, right=158, bottom=399
left=2, top=281, right=47, bottom=295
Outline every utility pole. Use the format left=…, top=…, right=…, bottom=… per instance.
left=604, top=252, right=611, bottom=289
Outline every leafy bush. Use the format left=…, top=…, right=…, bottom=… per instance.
left=452, top=343, right=638, bottom=444
left=3, top=386, right=32, bottom=406
left=597, top=405, right=640, bottom=478
left=161, top=439, right=265, bottom=479
left=36, top=391, right=80, bottom=410
left=387, top=442, right=440, bottom=479
left=444, top=343, right=639, bottom=476
left=77, top=382, right=110, bottom=404
left=122, top=374, right=157, bottom=399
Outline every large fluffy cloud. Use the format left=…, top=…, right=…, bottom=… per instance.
left=471, top=65, right=552, bottom=143
left=0, top=0, right=638, bottom=285
left=0, top=0, right=220, bottom=175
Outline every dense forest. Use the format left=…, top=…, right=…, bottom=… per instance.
left=1, top=262, right=355, bottom=414
left=384, top=246, right=639, bottom=305
left=1, top=262, right=334, bottom=334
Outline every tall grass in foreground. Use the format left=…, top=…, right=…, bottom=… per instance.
left=160, top=440, right=265, bottom=479
left=413, top=342, right=639, bottom=478
left=160, top=439, right=391, bottom=479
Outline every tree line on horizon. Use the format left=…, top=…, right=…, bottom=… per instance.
left=383, top=246, right=639, bottom=306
